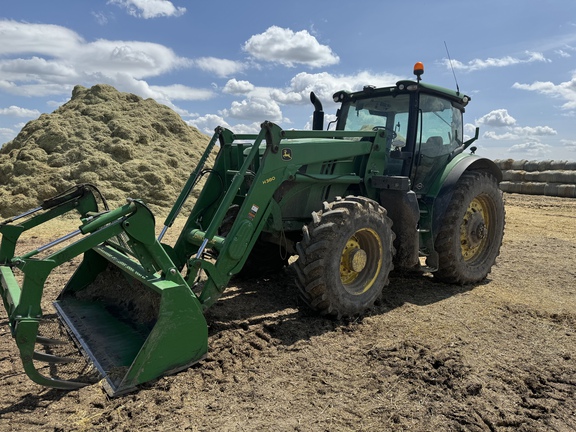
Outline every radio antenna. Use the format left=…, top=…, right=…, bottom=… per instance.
left=444, top=41, right=460, bottom=94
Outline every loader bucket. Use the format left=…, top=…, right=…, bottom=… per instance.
left=0, top=188, right=208, bottom=396
left=54, top=247, right=208, bottom=396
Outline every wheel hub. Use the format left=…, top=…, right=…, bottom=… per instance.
left=340, top=237, right=363, bottom=284
left=460, top=197, right=490, bottom=261
left=348, top=249, right=367, bottom=273
left=466, top=212, right=487, bottom=248
left=339, top=228, right=384, bottom=293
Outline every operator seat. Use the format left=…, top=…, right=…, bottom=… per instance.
left=416, top=136, right=448, bottom=186
left=421, top=136, right=445, bottom=157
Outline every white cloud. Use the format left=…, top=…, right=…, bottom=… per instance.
left=211, top=70, right=404, bottom=130
left=0, top=106, right=41, bottom=117
left=187, top=114, right=231, bottom=135
left=483, top=131, right=519, bottom=140
left=223, top=79, right=255, bottom=95
left=0, top=127, right=16, bottom=144
left=270, top=71, right=403, bottom=106
left=555, top=49, right=571, bottom=58
left=97, top=74, right=214, bottom=110
left=561, top=139, right=576, bottom=152
left=0, top=80, right=72, bottom=97
left=0, top=20, right=84, bottom=57
left=221, top=97, right=283, bottom=122
left=92, top=11, right=113, bottom=25
left=526, top=52, right=548, bottom=62
left=484, top=126, right=556, bottom=140
left=187, top=115, right=269, bottom=136
left=446, top=51, right=549, bottom=72
left=227, top=122, right=262, bottom=135
left=507, top=142, right=552, bottom=157
left=478, top=108, right=556, bottom=144
left=514, top=125, right=557, bottom=136
left=243, top=26, right=339, bottom=68
left=476, top=109, right=516, bottom=127
left=75, top=40, right=189, bottom=78
left=0, top=19, right=217, bottom=107
left=193, top=57, right=247, bottom=78
left=108, top=0, right=186, bottom=19
left=553, top=43, right=576, bottom=58
left=270, top=88, right=304, bottom=104
left=464, top=123, right=478, bottom=140
left=0, top=57, right=79, bottom=83
left=513, top=74, right=576, bottom=110
left=148, top=84, right=213, bottom=101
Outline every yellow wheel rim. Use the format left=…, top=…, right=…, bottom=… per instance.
left=460, top=196, right=490, bottom=262
left=339, top=228, right=383, bottom=295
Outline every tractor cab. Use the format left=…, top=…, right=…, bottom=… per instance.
left=333, top=62, right=476, bottom=195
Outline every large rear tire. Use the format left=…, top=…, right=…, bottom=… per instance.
left=295, top=196, right=395, bottom=318
left=431, top=171, right=505, bottom=284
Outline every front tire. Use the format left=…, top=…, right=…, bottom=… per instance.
left=295, top=196, right=395, bottom=318
left=432, top=171, right=505, bottom=284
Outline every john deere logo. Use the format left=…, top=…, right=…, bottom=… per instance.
left=282, top=148, right=292, bottom=161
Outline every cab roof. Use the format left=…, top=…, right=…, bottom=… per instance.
left=333, top=79, right=471, bottom=108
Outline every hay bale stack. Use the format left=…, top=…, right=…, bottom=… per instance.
left=495, top=159, right=576, bottom=198
left=0, top=84, right=213, bottom=218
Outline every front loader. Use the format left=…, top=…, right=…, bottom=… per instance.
left=0, top=63, right=505, bottom=395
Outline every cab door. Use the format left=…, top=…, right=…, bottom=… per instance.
left=411, top=94, right=463, bottom=194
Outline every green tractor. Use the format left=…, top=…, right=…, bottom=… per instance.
left=0, top=63, right=505, bottom=395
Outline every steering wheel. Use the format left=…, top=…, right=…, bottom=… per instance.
left=372, top=126, right=397, bottom=140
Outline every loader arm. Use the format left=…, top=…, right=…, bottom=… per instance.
left=170, top=122, right=387, bottom=310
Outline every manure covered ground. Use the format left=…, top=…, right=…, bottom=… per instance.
left=0, top=194, right=575, bottom=431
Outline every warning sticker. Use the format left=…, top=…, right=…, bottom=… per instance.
left=248, top=204, right=259, bottom=220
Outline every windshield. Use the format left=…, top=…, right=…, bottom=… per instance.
left=341, top=94, right=410, bottom=147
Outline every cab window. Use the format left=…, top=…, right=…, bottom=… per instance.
left=341, top=94, right=410, bottom=147
left=417, top=94, right=463, bottom=155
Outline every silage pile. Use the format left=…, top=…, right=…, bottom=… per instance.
left=0, top=84, right=213, bottom=218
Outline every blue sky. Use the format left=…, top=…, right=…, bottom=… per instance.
left=1, top=0, right=576, bottom=161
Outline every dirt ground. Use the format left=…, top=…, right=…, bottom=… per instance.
left=0, top=192, right=575, bottom=431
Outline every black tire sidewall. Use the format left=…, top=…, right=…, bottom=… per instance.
left=434, top=171, right=505, bottom=283
left=324, top=210, right=390, bottom=308
left=297, top=197, right=394, bottom=317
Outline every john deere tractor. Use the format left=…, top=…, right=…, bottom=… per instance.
left=0, top=63, right=505, bottom=395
